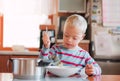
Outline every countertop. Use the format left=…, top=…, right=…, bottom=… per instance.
left=0, top=51, right=39, bottom=55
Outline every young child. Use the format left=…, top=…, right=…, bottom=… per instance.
left=40, top=14, right=101, bottom=76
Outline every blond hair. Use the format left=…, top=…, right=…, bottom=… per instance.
left=64, top=14, right=87, bottom=33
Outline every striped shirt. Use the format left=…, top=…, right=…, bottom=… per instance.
left=40, top=44, right=101, bottom=75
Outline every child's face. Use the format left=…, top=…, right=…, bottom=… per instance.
left=63, top=26, right=85, bottom=49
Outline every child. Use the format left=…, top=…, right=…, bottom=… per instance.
left=40, top=14, right=101, bottom=76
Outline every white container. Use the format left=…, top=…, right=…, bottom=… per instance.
left=0, top=73, right=13, bottom=81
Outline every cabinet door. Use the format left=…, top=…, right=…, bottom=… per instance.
left=0, top=55, right=12, bottom=72
left=79, top=43, right=89, bottom=52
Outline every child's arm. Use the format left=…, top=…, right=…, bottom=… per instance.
left=85, top=63, right=101, bottom=76
left=39, top=29, right=51, bottom=60
left=85, top=64, right=94, bottom=76
left=84, top=53, right=102, bottom=76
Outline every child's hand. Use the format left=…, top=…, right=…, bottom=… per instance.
left=42, top=32, right=50, bottom=48
left=85, top=64, right=94, bottom=76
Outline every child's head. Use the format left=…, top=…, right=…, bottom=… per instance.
left=63, top=14, right=87, bottom=49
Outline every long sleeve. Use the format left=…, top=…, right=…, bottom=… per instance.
left=84, top=52, right=102, bottom=75
left=39, top=45, right=61, bottom=65
left=93, top=65, right=102, bottom=75
left=39, top=46, right=50, bottom=60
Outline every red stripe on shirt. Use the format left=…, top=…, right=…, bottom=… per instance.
left=49, top=52, right=53, bottom=55
left=40, top=49, right=48, bottom=56
left=79, top=50, right=86, bottom=52
left=85, top=57, right=91, bottom=63
left=92, top=62, right=97, bottom=64
left=57, top=52, right=85, bottom=59
left=52, top=46, right=55, bottom=50
left=40, top=49, right=43, bottom=53
left=55, top=45, right=59, bottom=48
left=42, top=53, right=48, bottom=56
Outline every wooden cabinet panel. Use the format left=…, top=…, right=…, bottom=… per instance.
left=78, top=42, right=89, bottom=52
left=0, top=15, right=3, bottom=50
left=0, top=55, right=11, bottom=72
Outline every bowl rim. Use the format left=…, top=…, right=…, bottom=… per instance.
left=46, top=66, right=79, bottom=69
left=45, top=66, right=80, bottom=77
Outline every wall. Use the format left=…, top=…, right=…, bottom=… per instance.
left=90, top=0, right=120, bottom=56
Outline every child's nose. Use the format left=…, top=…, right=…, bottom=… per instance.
left=67, top=37, right=73, bottom=42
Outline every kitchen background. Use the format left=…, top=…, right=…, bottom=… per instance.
left=0, top=0, right=120, bottom=74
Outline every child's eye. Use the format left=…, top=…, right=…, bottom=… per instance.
left=73, top=37, right=79, bottom=40
left=64, top=34, right=69, bottom=37
left=73, top=38, right=77, bottom=40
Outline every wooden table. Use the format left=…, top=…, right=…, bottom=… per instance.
left=0, top=73, right=120, bottom=81
left=88, top=75, right=120, bottom=81
left=13, top=75, right=120, bottom=81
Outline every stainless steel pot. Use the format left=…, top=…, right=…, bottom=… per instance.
left=10, top=58, right=47, bottom=79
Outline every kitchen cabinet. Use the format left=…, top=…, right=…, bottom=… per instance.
left=78, top=41, right=90, bottom=52
left=58, top=0, right=86, bottom=13
left=0, top=55, right=11, bottom=72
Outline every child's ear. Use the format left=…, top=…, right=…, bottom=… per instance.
left=79, top=34, right=85, bottom=42
left=81, top=34, right=86, bottom=40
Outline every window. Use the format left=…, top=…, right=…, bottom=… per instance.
left=0, top=0, right=56, bottom=50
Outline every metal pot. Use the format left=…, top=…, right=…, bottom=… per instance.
left=10, top=58, right=49, bottom=79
